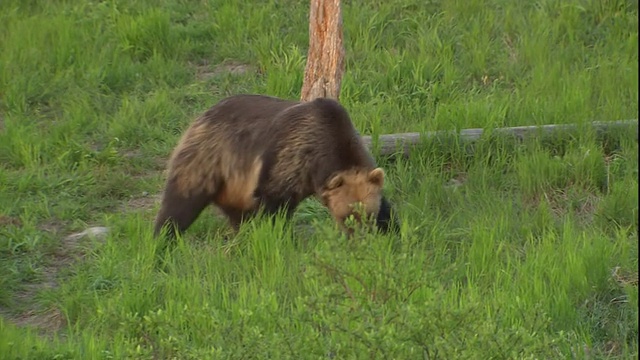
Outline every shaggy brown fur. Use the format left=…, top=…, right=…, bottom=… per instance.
left=154, top=94, right=398, bottom=238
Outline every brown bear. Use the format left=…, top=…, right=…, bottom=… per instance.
left=153, top=94, right=399, bottom=239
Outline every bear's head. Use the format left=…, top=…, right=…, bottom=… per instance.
left=320, top=167, right=385, bottom=235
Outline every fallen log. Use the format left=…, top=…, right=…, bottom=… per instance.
left=360, top=119, right=639, bottom=156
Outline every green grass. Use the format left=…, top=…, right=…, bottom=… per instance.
left=0, top=0, right=638, bottom=358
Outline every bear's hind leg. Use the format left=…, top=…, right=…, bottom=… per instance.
left=154, top=179, right=214, bottom=239
left=218, top=207, right=256, bottom=232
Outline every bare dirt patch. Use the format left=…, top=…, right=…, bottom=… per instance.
left=12, top=306, right=66, bottom=333
left=611, top=266, right=639, bottom=288
left=123, top=191, right=229, bottom=220
left=194, top=60, right=256, bottom=81
left=445, top=172, right=468, bottom=189
left=1, top=225, right=108, bottom=338
left=523, top=188, right=601, bottom=223
left=122, top=149, right=143, bottom=159
left=37, top=219, right=66, bottom=235
left=124, top=192, right=163, bottom=212
left=0, top=214, right=22, bottom=227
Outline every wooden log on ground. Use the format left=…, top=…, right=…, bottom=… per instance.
left=300, top=0, right=345, bottom=101
left=361, top=119, right=639, bottom=156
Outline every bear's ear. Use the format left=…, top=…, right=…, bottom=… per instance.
left=325, top=173, right=345, bottom=190
left=367, top=168, right=385, bottom=187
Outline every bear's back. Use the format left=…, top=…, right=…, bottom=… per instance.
left=201, top=94, right=301, bottom=128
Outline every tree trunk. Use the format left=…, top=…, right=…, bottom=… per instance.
left=300, top=0, right=345, bottom=102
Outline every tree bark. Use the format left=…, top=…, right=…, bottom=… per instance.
left=300, top=0, right=345, bottom=102
left=360, top=120, right=638, bottom=156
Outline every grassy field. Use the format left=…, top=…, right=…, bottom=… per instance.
left=0, top=0, right=638, bottom=358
